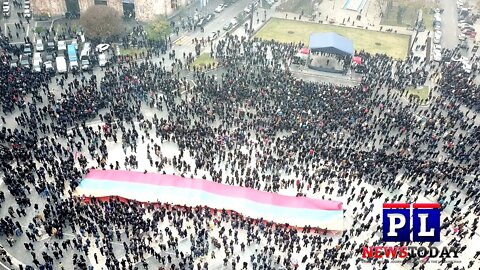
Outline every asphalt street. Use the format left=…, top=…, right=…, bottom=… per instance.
left=439, top=0, right=459, bottom=49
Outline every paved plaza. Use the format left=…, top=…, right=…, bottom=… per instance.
left=0, top=0, right=479, bottom=269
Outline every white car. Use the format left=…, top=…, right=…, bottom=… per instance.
left=2, top=2, right=10, bottom=15
left=452, top=55, right=468, bottom=62
left=214, top=4, right=225, bottom=13
left=463, top=62, right=472, bottom=73
left=458, top=22, right=472, bottom=29
left=458, top=34, right=467, bottom=41
left=24, top=8, right=31, bottom=18
left=433, top=36, right=441, bottom=44
left=44, top=60, right=54, bottom=72
left=96, top=44, right=110, bottom=53
left=208, top=31, right=218, bottom=40
left=36, top=39, right=44, bottom=52
left=244, top=6, right=251, bottom=14
left=71, top=39, right=78, bottom=50
left=57, top=40, right=67, bottom=51
left=433, top=51, right=442, bottom=62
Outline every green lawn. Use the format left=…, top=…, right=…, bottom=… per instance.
left=255, top=18, right=410, bottom=59
left=276, top=0, right=322, bottom=15
left=423, top=8, right=434, bottom=31
left=406, top=86, right=430, bottom=103
left=192, top=53, right=217, bottom=68
left=381, top=3, right=417, bottom=28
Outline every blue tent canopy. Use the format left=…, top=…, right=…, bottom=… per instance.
left=309, top=32, right=354, bottom=56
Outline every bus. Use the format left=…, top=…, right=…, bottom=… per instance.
left=67, top=44, right=78, bottom=71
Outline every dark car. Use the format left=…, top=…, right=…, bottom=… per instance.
left=20, top=54, right=31, bottom=68
left=10, top=56, right=19, bottom=68
left=44, top=53, right=54, bottom=63
left=47, top=39, right=56, bottom=51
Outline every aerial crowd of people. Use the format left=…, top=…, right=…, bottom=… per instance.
left=0, top=18, right=479, bottom=270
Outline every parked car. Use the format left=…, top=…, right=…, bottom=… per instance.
left=205, top=13, right=214, bottom=21
left=24, top=8, right=31, bottom=18
left=458, top=22, right=473, bottom=29
left=23, top=43, right=33, bottom=56
left=463, top=62, right=472, bottom=73
left=44, top=53, right=54, bottom=63
left=456, top=0, right=463, bottom=8
left=10, top=55, right=18, bottom=68
left=32, top=59, right=42, bottom=72
left=208, top=31, right=218, bottom=40
left=223, top=22, right=232, bottom=30
left=433, top=51, right=442, bottom=62
left=244, top=6, right=251, bottom=14
left=196, top=18, right=207, bottom=27
left=55, top=56, right=67, bottom=74
left=95, top=43, right=110, bottom=53
left=462, top=29, right=476, bottom=38
left=214, top=4, right=225, bottom=13
left=57, top=40, right=67, bottom=51
left=20, top=54, right=31, bottom=68
left=2, top=1, right=10, bottom=17
left=433, top=32, right=441, bottom=44
left=71, top=39, right=78, bottom=50
left=47, top=39, right=55, bottom=51
left=35, top=39, right=44, bottom=52
left=458, top=34, right=467, bottom=41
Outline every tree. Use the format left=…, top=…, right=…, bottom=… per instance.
left=80, top=5, right=123, bottom=41
left=146, top=16, right=172, bottom=41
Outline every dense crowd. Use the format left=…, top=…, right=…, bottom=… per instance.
left=0, top=24, right=479, bottom=270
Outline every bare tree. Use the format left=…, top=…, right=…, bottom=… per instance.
left=80, top=5, right=123, bottom=40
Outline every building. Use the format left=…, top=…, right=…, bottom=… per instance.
left=31, top=0, right=189, bottom=22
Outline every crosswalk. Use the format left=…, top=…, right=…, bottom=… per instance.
left=174, top=35, right=190, bottom=46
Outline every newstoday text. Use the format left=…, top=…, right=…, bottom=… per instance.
left=360, top=245, right=462, bottom=264
left=360, top=259, right=463, bottom=264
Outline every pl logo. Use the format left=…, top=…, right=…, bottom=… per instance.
left=383, top=202, right=440, bottom=242
left=362, top=202, right=460, bottom=260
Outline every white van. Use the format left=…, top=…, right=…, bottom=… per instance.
left=55, top=56, right=67, bottom=74
left=57, top=40, right=67, bottom=51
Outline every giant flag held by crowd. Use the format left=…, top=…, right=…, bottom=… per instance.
left=75, top=169, right=344, bottom=230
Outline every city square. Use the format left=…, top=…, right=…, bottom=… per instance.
left=0, top=0, right=479, bottom=269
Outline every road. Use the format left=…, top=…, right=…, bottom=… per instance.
left=171, top=0, right=268, bottom=54
left=440, top=0, right=459, bottom=49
